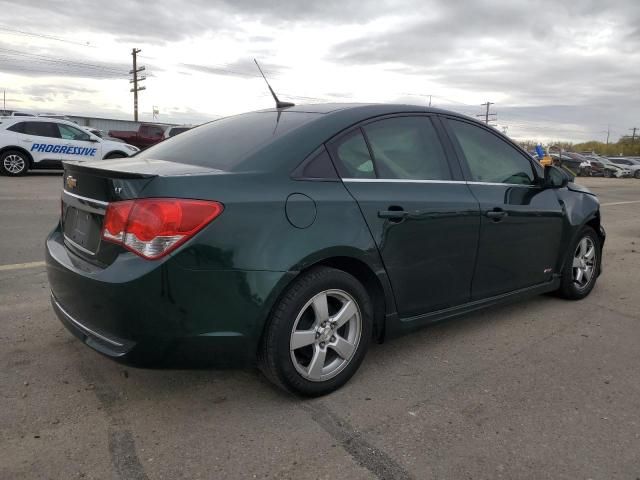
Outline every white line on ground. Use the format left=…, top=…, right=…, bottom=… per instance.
left=0, top=261, right=46, bottom=272
left=601, top=200, right=640, bottom=206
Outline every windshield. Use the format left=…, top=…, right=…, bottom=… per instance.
left=135, top=111, right=320, bottom=171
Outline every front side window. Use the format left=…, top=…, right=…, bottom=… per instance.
left=332, top=130, right=376, bottom=179
left=58, top=124, right=90, bottom=141
left=448, top=119, right=535, bottom=185
left=23, top=122, right=60, bottom=138
left=362, top=116, right=450, bottom=180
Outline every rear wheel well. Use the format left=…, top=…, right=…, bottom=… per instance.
left=0, top=146, right=33, bottom=167
left=307, top=257, right=387, bottom=342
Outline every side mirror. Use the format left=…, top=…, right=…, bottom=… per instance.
left=544, top=165, right=569, bottom=188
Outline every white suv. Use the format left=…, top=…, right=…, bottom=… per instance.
left=0, top=117, right=139, bottom=176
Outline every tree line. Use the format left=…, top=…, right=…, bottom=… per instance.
left=519, top=137, right=640, bottom=157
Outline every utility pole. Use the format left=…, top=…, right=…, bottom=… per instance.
left=428, top=95, right=432, bottom=107
left=129, top=48, right=146, bottom=122
left=630, top=127, right=638, bottom=145
left=477, top=101, right=497, bottom=125
left=606, top=124, right=610, bottom=145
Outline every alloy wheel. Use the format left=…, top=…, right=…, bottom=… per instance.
left=572, top=237, right=596, bottom=289
left=3, top=154, right=26, bottom=174
left=289, top=289, right=362, bottom=382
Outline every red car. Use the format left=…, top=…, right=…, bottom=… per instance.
left=108, top=124, right=167, bottom=149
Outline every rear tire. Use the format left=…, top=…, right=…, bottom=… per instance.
left=557, top=226, right=601, bottom=300
left=259, top=266, right=372, bottom=397
left=0, top=150, right=29, bottom=176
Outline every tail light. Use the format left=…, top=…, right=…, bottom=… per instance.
left=102, top=198, right=224, bottom=259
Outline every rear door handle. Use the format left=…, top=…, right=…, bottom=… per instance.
left=485, top=209, right=508, bottom=220
left=378, top=208, right=409, bottom=221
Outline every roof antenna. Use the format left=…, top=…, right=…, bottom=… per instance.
left=254, top=59, right=294, bottom=109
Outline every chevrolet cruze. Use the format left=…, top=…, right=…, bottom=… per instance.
left=46, top=104, right=605, bottom=396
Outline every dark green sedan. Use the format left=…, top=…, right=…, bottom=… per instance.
left=46, top=104, right=605, bottom=396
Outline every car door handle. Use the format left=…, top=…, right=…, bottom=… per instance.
left=378, top=208, right=409, bottom=220
left=485, top=209, right=508, bottom=220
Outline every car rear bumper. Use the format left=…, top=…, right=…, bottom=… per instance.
left=46, top=226, right=292, bottom=367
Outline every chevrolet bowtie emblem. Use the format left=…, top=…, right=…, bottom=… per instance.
left=65, top=175, right=77, bottom=189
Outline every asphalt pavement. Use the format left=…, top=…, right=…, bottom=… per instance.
left=1, top=173, right=639, bottom=479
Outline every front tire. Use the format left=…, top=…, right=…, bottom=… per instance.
left=634, top=170, right=640, bottom=179
left=259, top=267, right=372, bottom=396
left=0, top=150, right=29, bottom=176
left=557, top=226, right=601, bottom=300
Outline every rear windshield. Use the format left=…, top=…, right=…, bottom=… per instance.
left=136, top=111, right=320, bottom=170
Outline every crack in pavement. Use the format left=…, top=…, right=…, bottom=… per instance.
left=76, top=358, right=149, bottom=480
left=301, top=401, right=414, bottom=480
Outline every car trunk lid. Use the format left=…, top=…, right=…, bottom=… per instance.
left=60, top=159, right=222, bottom=264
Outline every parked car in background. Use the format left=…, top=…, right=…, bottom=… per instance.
left=163, top=125, right=192, bottom=139
left=0, top=117, right=139, bottom=176
left=586, top=155, right=633, bottom=178
left=554, top=152, right=591, bottom=176
left=608, top=157, right=640, bottom=178
left=589, top=160, right=629, bottom=178
left=108, top=123, right=168, bottom=149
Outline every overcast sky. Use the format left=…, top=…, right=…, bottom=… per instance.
left=0, top=0, right=638, bottom=142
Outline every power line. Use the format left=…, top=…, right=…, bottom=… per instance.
left=0, top=47, right=128, bottom=75
left=0, top=24, right=94, bottom=47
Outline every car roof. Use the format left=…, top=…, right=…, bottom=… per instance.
left=258, top=102, right=454, bottom=116
left=226, top=102, right=492, bottom=173
left=0, top=116, right=81, bottom=128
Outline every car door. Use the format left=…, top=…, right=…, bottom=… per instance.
left=56, top=123, right=101, bottom=161
left=328, top=115, right=480, bottom=318
left=443, top=117, right=565, bottom=299
left=19, top=121, right=66, bottom=165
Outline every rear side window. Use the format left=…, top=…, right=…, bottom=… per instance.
left=448, top=119, right=534, bottom=185
left=7, top=122, right=25, bottom=133
left=23, top=122, right=60, bottom=138
left=332, top=130, right=376, bottom=179
left=135, top=112, right=320, bottom=171
left=362, top=116, right=451, bottom=180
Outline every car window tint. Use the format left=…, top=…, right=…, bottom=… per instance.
left=333, top=130, right=375, bottom=179
left=362, top=117, right=451, bottom=180
left=141, top=125, right=164, bottom=137
left=169, top=128, right=189, bottom=137
left=23, top=122, right=60, bottom=138
left=134, top=111, right=320, bottom=171
left=299, top=148, right=338, bottom=179
left=7, top=122, right=25, bottom=133
left=58, top=124, right=90, bottom=141
left=449, top=120, right=534, bottom=185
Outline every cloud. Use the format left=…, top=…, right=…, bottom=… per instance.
left=0, top=0, right=637, bottom=141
